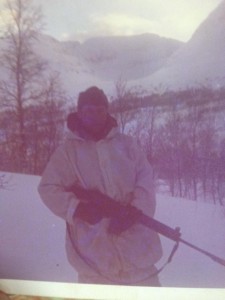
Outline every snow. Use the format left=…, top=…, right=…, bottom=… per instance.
left=0, top=32, right=182, bottom=100
left=78, top=34, right=181, bottom=81
left=31, top=33, right=181, bottom=98
left=155, top=195, right=225, bottom=288
left=0, top=171, right=225, bottom=288
left=0, top=173, right=75, bottom=283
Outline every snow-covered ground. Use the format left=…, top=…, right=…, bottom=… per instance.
left=0, top=172, right=225, bottom=288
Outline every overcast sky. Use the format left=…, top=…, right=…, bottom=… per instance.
left=0, top=0, right=223, bottom=42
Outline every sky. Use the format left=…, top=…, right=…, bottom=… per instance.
left=37, top=0, right=222, bottom=42
left=0, top=0, right=223, bottom=42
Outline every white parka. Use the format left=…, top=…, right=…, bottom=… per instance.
left=38, top=125, right=163, bottom=284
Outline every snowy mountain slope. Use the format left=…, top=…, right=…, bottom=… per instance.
left=33, top=34, right=106, bottom=97
left=34, top=33, right=182, bottom=96
left=0, top=172, right=225, bottom=287
left=0, top=34, right=111, bottom=99
left=75, top=34, right=182, bottom=81
left=0, top=33, right=182, bottom=98
left=142, top=0, right=225, bottom=91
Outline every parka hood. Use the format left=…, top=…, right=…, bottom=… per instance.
left=66, top=112, right=118, bottom=141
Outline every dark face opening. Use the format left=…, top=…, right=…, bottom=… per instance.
left=78, top=104, right=108, bottom=134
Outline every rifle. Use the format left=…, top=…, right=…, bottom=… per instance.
left=69, top=184, right=225, bottom=267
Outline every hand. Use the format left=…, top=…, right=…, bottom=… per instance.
left=74, top=202, right=104, bottom=225
left=108, top=205, right=142, bottom=235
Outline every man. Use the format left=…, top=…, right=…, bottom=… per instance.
left=38, top=86, right=163, bottom=286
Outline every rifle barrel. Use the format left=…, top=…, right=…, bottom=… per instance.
left=140, top=213, right=225, bottom=267
left=179, top=238, right=225, bottom=267
left=140, top=214, right=181, bottom=241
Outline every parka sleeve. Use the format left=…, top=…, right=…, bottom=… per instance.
left=38, top=145, right=79, bottom=224
left=130, top=140, right=156, bottom=218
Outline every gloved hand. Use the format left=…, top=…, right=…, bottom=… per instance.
left=74, top=201, right=104, bottom=225
left=108, top=205, right=142, bottom=235
left=72, top=187, right=117, bottom=224
left=70, top=185, right=143, bottom=229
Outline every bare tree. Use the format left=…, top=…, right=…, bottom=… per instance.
left=153, top=104, right=187, bottom=197
left=25, top=73, right=67, bottom=174
left=112, top=78, right=131, bottom=133
left=111, top=78, right=143, bottom=133
left=0, top=0, right=46, bottom=171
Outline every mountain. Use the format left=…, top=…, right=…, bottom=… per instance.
left=0, top=1, right=224, bottom=99
left=0, top=32, right=182, bottom=99
left=34, top=33, right=182, bottom=97
left=32, top=34, right=105, bottom=97
left=75, top=34, right=182, bottom=81
left=142, top=0, right=225, bottom=91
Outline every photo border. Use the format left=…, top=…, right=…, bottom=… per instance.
left=0, top=279, right=225, bottom=300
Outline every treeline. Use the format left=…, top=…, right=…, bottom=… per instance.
left=1, top=79, right=225, bottom=204
left=0, top=99, right=66, bottom=174
left=111, top=86, right=225, bottom=205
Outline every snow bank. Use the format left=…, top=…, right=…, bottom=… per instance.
left=0, top=172, right=225, bottom=288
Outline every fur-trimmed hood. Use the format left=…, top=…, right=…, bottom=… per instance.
left=66, top=112, right=118, bottom=141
